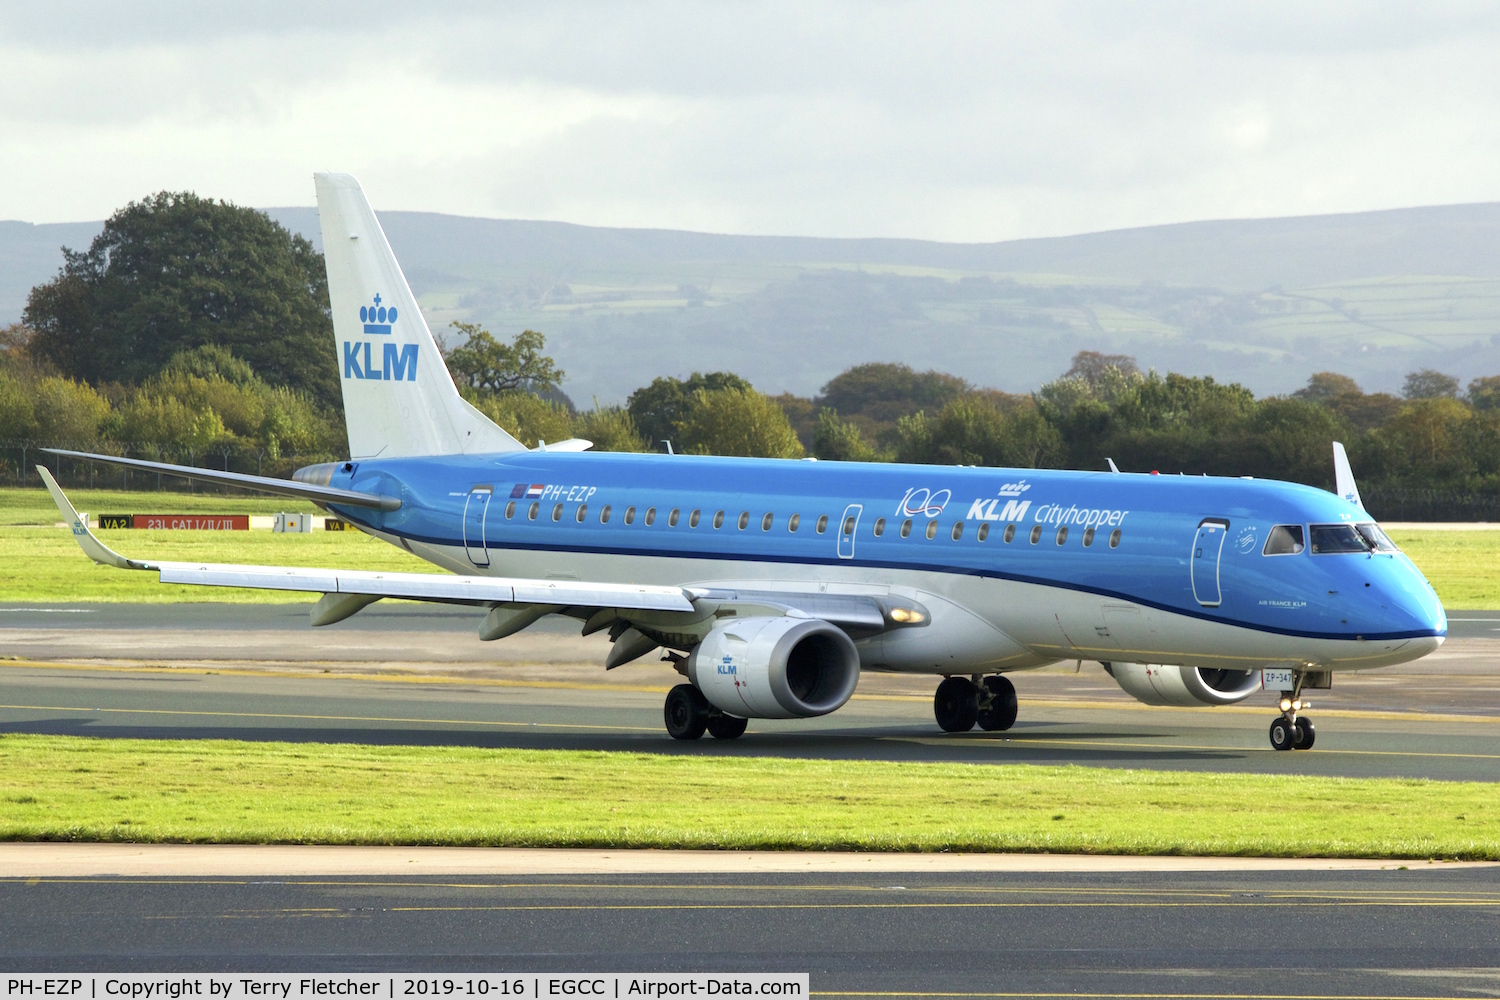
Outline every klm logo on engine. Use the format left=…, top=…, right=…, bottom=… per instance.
left=343, top=292, right=418, bottom=381
left=717, top=655, right=737, bottom=676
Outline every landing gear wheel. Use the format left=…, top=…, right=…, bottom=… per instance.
left=1269, top=716, right=1295, bottom=751
left=1293, top=717, right=1316, bottom=750
left=706, top=713, right=748, bottom=740
left=934, top=677, right=980, bottom=732
left=976, top=675, right=1018, bottom=732
left=664, top=684, right=710, bottom=740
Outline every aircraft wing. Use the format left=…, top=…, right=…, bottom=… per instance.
left=41, top=448, right=401, bottom=510
left=39, top=467, right=692, bottom=615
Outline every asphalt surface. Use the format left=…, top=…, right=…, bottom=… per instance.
left=4, top=869, right=1500, bottom=998
left=3, top=601, right=1499, bottom=989
left=2, top=603, right=1500, bottom=780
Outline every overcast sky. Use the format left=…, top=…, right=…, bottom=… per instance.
left=3, top=2, right=1499, bottom=241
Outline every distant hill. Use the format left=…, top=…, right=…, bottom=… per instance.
left=7, top=203, right=1500, bottom=401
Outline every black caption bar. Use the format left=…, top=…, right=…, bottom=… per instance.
left=1, top=976, right=808, bottom=1000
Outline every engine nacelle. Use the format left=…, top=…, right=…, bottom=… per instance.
left=686, top=616, right=860, bottom=719
left=1104, top=662, right=1262, bottom=707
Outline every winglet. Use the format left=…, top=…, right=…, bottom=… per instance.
left=37, top=466, right=154, bottom=570
left=1332, top=442, right=1362, bottom=508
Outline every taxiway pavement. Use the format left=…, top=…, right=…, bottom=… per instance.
left=1, top=603, right=1498, bottom=781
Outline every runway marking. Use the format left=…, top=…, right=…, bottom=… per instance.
left=0, top=702, right=662, bottom=733
left=16, top=880, right=1496, bottom=899
left=886, top=735, right=1500, bottom=761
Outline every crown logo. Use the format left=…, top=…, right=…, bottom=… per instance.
left=359, top=293, right=396, bottom=334
left=998, top=480, right=1031, bottom=496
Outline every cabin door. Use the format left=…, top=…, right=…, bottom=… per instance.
left=463, top=486, right=493, bottom=567
left=1190, top=518, right=1229, bottom=607
left=838, top=504, right=862, bottom=560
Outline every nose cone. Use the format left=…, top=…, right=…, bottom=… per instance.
left=1390, top=556, right=1446, bottom=637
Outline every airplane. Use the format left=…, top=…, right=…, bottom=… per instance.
left=39, top=172, right=1447, bottom=751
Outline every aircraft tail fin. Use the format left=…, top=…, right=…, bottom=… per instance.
left=314, top=172, right=524, bottom=459
left=1332, top=441, right=1362, bottom=507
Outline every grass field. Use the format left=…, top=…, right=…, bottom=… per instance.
left=0, top=735, right=1495, bottom=858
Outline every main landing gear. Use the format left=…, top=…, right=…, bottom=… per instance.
left=934, top=674, right=1018, bottom=733
left=1269, top=680, right=1316, bottom=751
left=664, top=683, right=747, bottom=741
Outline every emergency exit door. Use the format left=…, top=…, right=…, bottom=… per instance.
left=463, top=486, right=493, bottom=567
left=1191, top=518, right=1229, bottom=607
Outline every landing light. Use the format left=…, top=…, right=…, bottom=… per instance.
left=889, top=608, right=926, bottom=624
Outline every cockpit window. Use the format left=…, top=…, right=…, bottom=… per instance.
left=1262, top=524, right=1304, bottom=556
left=1356, top=522, right=1399, bottom=552
left=1309, top=523, right=1369, bottom=554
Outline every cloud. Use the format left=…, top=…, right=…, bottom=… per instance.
left=3, top=1, right=1500, bottom=239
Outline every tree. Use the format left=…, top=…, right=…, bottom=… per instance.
left=23, top=191, right=337, bottom=406
left=676, top=387, right=805, bottom=458
left=627, top=372, right=753, bottom=448
left=817, top=362, right=968, bottom=439
left=1468, top=375, right=1500, bottom=411
left=573, top=403, right=647, bottom=453
left=896, top=395, right=1062, bottom=469
left=470, top=390, right=574, bottom=449
left=1062, top=350, right=1141, bottom=385
left=1403, top=369, right=1460, bottom=400
left=812, top=408, right=882, bottom=462
left=1293, top=372, right=1362, bottom=402
left=442, top=324, right=563, bottom=396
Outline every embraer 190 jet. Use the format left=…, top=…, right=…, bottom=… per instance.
left=42, top=173, right=1447, bottom=751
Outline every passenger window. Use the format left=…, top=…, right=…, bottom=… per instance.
left=1263, top=524, right=1305, bottom=556
left=977, top=523, right=990, bottom=541
left=1109, top=528, right=1121, bottom=548
left=600, top=505, right=612, bottom=524
left=738, top=511, right=750, bottom=530
left=576, top=504, right=587, bottom=523
left=1356, top=522, right=1398, bottom=552
left=645, top=507, right=657, bottom=526
left=788, top=513, right=800, bottom=532
left=900, top=519, right=912, bottom=538
left=873, top=517, right=885, bottom=537
left=1003, top=524, right=1015, bottom=543
left=505, top=501, right=516, bottom=519
left=713, top=510, right=725, bottom=529
left=1029, top=525, right=1042, bottom=544
left=1310, top=523, right=1368, bottom=554
left=668, top=508, right=680, bottom=527
left=925, top=520, right=938, bottom=540
left=816, top=515, right=828, bottom=533
left=690, top=509, right=701, bottom=528
left=528, top=502, right=539, bottom=521
left=1056, top=526, right=1068, bottom=545
left=763, top=513, right=774, bottom=531
left=1082, top=526, right=1094, bottom=547
left=624, top=506, right=636, bottom=525
left=552, top=503, right=563, bottom=522
left=951, top=522, right=964, bottom=540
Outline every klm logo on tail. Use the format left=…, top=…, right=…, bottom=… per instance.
left=344, top=292, right=417, bottom=382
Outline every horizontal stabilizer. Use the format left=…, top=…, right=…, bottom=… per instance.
left=41, top=449, right=400, bottom=510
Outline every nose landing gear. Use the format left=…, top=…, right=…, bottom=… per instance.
left=1269, top=675, right=1316, bottom=750
left=934, top=674, right=1017, bottom=732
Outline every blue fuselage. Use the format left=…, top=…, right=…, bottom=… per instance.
left=322, top=452, right=1445, bottom=650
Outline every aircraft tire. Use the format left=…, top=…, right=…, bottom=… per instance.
left=665, top=683, right=710, bottom=740
left=706, top=714, right=749, bottom=740
left=1268, top=717, right=1296, bottom=751
left=1293, top=717, right=1316, bottom=750
left=976, top=675, right=1018, bottom=732
left=934, top=676, right=980, bottom=732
